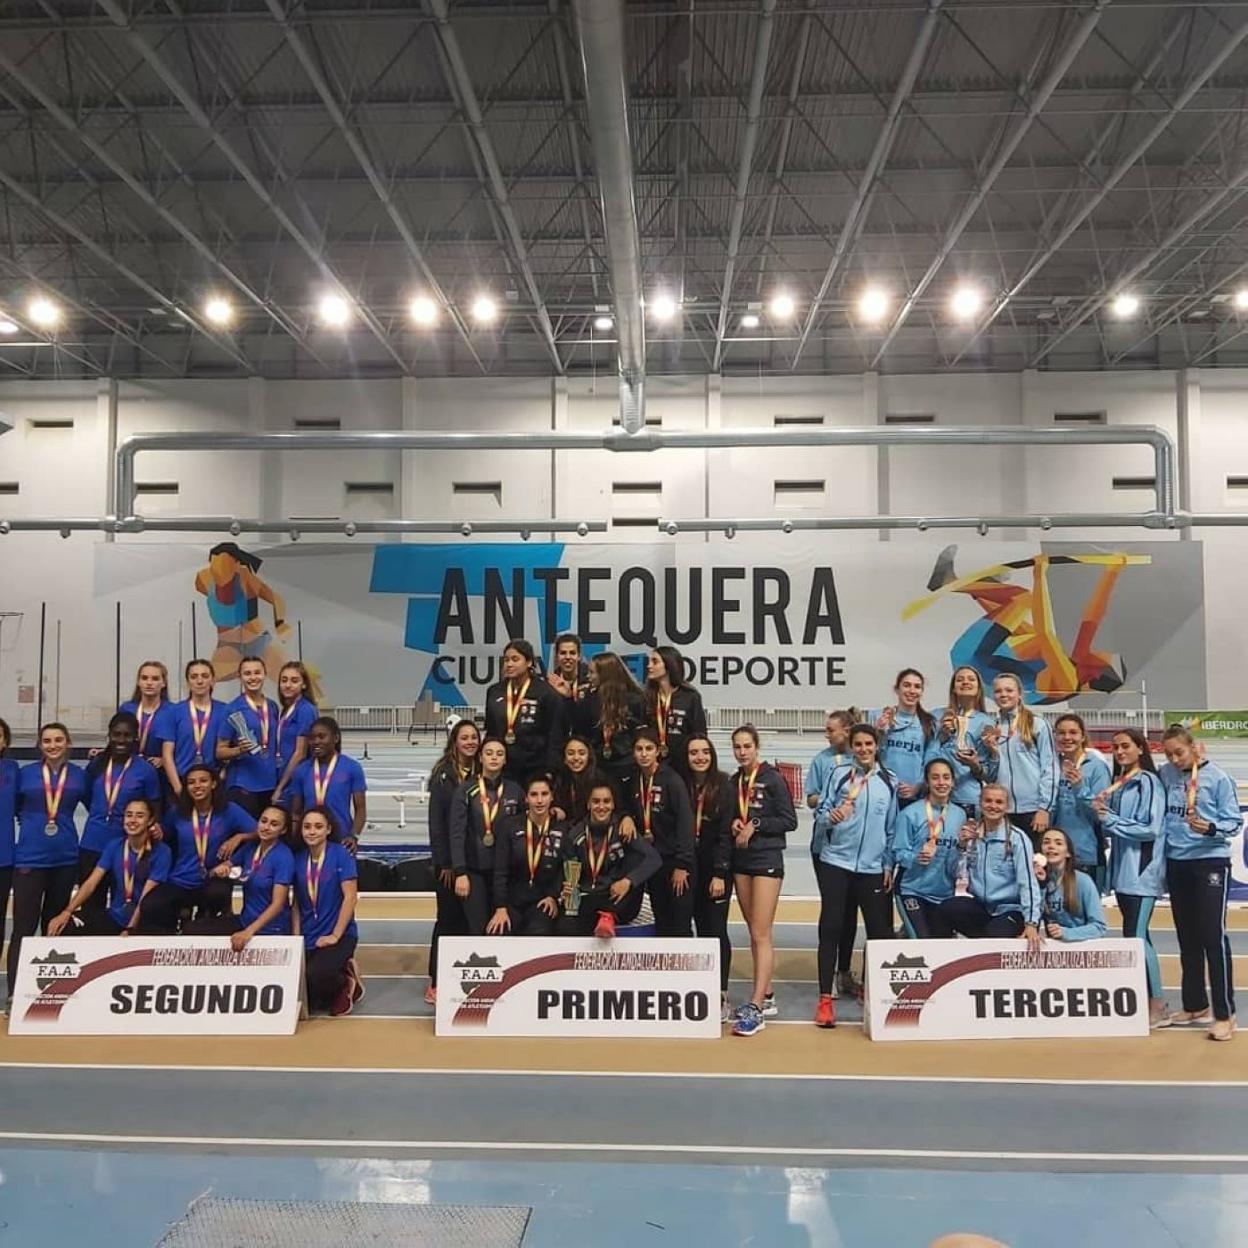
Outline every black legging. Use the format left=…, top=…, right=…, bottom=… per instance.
left=134, top=878, right=233, bottom=935
left=76, top=849, right=108, bottom=919
left=897, top=893, right=954, bottom=939
left=6, top=864, right=77, bottom=997
left=306, top=933, right=358, bottom=1013
left=812, top=853, right=857, bottom=975
left=556, top=881, right=645, bottom=935
left=939, top=896, right=1025, bottom=938
left=1167, top=857, right=1235, bottom=1022
left=226, top=788, right=273, bottom=820
left=814, top=860, right=892, bottom=995
left=648, top=860, right=695, bottom=938
left=429, top=875, right=464, bottom=988
left=693, top=875, right=733, bottom=991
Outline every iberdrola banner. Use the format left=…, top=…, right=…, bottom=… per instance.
left=55, top=537, right=1206, bottom=716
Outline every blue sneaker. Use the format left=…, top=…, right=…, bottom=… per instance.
left=731, top=1002, right=766, bottom=1037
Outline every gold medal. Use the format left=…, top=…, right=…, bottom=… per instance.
left=504, top=731, right=516, bottom=745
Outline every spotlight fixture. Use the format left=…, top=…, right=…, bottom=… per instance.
left=857, top=286, right=890, bottom=323
left=318, top=294, right=351, bottom=327
left=1111, top=292, right=1140, bottom=319
left=594, top=315, right=614, bottom=332
left=949, top=285, right=983, bottom=320
left=471, top=295, right=498, bottom=325
left=648, top=292, right=677, bottom=321
left=204, top=296, right=233, bottom=327
left=740, top=313, right=760, bottom=330
left=769, top=291, right=796, bottom=319
left=1234, top=288, right=1248, bottom=311
left=409, top=295, right=439, bottom=327
left=0, top=317, right=18, bottom=335
left=28, top=296, right=61, bottom=328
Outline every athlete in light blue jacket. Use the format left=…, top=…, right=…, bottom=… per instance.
left=1038, top=827, right=1107, bottom=941
left=941, top=782, right=1043, bottom=946
left=929, top=666, right=995, bottom=814
left=870, top=668, right=937, bottom=803
left=983, top=673, right=1058, bottom=845
left=1091, top=728, right=1167, bottom=1022
left=887, top=757, right=964, bottom=938
left=1157, top=726, right=1238, bottom=1037
left=1052, top=713, right=1111, bottom=876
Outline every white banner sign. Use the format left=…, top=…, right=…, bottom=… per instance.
left=8, top=937, right=304, bottom=1036
left=863, top=938, right=1149, bottom=1042
left=435, top=937, right=720, bottom=1038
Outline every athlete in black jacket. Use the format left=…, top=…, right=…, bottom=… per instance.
left=645, top=646, right=707, bottom=771
left=488, top=775, right=569, bottom=936
left=684, top=735, right=736, bottom=1007
left=483, top=640, right=568, bottom=782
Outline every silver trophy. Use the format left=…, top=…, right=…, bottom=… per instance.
left=229, top=710, right=263, bottom=755
left=563, top=859, right=582, bottom=917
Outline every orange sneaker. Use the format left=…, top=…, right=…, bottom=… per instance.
left=814, top=994, right=836, bottom=1029
left=424, top=983, right=437, bottom=1006
left=594, top=911, right=617, bottom=939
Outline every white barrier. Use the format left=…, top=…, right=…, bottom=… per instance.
left=8, top=937, right=304, bottom=1036
left=863, top=938, right=1149, bottom=1042
left=435, top=937, right=720, bottom=1038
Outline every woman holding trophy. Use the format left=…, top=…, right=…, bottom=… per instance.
left=216, top=656, right=280, bottom=818
left=487, top=774, right=568, bottom=936
left=930, top=666, right=994, bottom=816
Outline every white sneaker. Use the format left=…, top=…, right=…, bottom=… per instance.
left=720, top=997, right=732, bottom=1025
left=761, top=993, right=779, bottom=1018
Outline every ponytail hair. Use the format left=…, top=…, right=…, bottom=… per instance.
left=893, top=668, right=935, bottom=742
left=994, top=673, right=1037, bottom=748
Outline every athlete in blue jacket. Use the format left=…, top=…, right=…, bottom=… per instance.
left=1038, top=828, right=1107, bottom=941
left=930, top=666, right=994, bottom=814
left=1052, top=713, right=1111, bottom=878
left=940, top=782, right=1043, bottom=946
left=983, top=673, right=1058, bottom=846
left=887, top=757, right=965, bottom=939
left=1091, top=728, right=1168, bottom=1024
left=1157, top=726, right=1239, bottom=1039
left=871, top=668, right=937, bottom=803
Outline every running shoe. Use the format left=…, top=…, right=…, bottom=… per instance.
left=1148, top=1000, right=1171, bottom=1029
left=424, top=983, right=437, bottom=1006
left=1209, top=1017, right=1236, bottom=1042
left=731, top=1002, right=766, bottom=1037
left=594, top=911, right=617, bottom=940
left=720, top=995, right=732, bottom=1025
left=814, top=994, right=836, bottom=1029
left=1171, top=1008, right=1212, bottom=1026
left=347, top=957, right=365, bottom=1004
left=761, top=993, right=779, bottom=1017
left=837, top=970, right=863, bottom=1000
left=330, top=978, right=355, bottom=1017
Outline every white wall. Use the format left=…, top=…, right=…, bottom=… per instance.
left=1, top=367, right=1244, bottom=727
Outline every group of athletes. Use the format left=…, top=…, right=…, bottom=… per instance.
left=0, top=637, right=1237, bottom=1041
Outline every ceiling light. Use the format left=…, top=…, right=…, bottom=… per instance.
left=740, top=313, right=760, bottom=330
left=318, top=294, right=351, bottom=327
left=648, top=292, right=677, bottom=321
left=769, top=291, right=796, bottom=319
left=28, top=296, right=61, bottom=328
left=1234, top=288, right=1248, bottom=311
left=204, top=296, right=233, bottom=326
left=949, top=285, right=983, bottom=320
left=410, top=295, right=439, bottom=327
left=471, top=294, right=498, bottom=324
left=857, top=286, right=890, bottom=323
left=594, top=315, right=614, bottom=332
left=0, top=317, right=18, bottom=335
left=1111, top=292, right=1140, bottom=319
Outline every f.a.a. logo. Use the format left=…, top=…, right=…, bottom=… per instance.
left=881, top=952, right=931, bottom=994
left=453, top=952, right=505, bottom=992
left=33, top=949, right=80, bottom=990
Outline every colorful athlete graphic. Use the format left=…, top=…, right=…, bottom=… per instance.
left=194, top=542, right=292, bottom=684
left=905, top=546, right=1150, bottom=705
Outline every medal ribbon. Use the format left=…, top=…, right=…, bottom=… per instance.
left=923, top=800, right=945, bottom=851
left=586, top=828, right=610, bottom=886
left=122, top=842, right=141, bottom=905
left=478, top=782, right=500, bottom=839
left=103, top=756, right=134, bottom=816
left=1000, top=711, right=1014, bottom=741
left=42, top=762, right=69, bottom=825
left=1186, top=759, right=1200, bottom=816
left=312, top=754, right=339, bottom=805
left=1097, top=765, right=1140, bottom=802
left=306, top=849, right=325, bottom=915
left=695, top=789, right=706, bottom=842
left=190, top=701, right=211, bottom=754
left=246, top=695, right=270, bottom=751
left=525, top=818, right=548, bottom=883
left=505, top=677, right=531, bottom=739
left=656, top=688, right=673, bottom=751
left=252, top=840, right=271, bottom=872
left=192, top=809, right=212, bottom=866
left=640, top=773, right=657, bottom=838
left=138, top=708, right=157, bottom=753
left=845, top=766, right=873, bottom=807
left=736, top=765, right=760, bottom=824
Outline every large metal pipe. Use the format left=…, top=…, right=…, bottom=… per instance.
left=572, top=0, right=646, bottom=433
left=0, top=517, right=607, bottom=536
left=663, top=514, right=1172, bottom=533
left=113, top=424, right=1178, bottom=521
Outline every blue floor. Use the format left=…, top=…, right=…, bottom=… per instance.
left=0, top=1150, right=1244, bottom=1246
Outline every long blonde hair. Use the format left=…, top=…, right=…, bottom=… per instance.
left=993, top=674, right=1036, bottom=747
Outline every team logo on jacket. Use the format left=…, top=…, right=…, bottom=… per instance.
left=1208, top=872, right=1223, bottom=888
left=453, top=952, right=505, bottom=992
left=880, top=952, right=931, bottom=996
left=32, top=949, right=80, bottom=991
